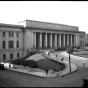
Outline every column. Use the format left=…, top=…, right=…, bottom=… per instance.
left=50, top=33, right=52, bottom=48
left=71, top=34, right=72, bottom=46
left=34, top=32, right=36, bottom=47
left=45, top=33, right=47, bottom=47
left=63, top=34, right=65, bottom=47
left=59, top=34, right=61, bottom=47
left=67, top=34, right=69, bottom=46
left=55, top=33, right=57, bottom=48
left=40, top=33, right=42, bottom=48
left=6, top=32, right=9, bottom=49
left=19, top=32, right=22, bottom=48
left=14, top=32, right=16, bottom=49
left=74, top=35, right=76, bottom=46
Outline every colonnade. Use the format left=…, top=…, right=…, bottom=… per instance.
left=34, top=32, right=76, bottom=48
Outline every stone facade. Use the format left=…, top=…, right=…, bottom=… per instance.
left=22, top=20, right=86, bottom=49
left=85, top=34, right=88, bottom=45
left=0, top=24, right=24, bottom=61
left=0, top=20, right=86, bottom=61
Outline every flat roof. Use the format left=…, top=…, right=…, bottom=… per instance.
left=0, top=23, right=23, bottom=28
left=24, top=19, right=79, bottom=32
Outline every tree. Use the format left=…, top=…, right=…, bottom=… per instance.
left=27, top=60, right=38, bottom=68
left=11, top=59, right=21, bottom=65
left=66, top=45, right=74, bottom=72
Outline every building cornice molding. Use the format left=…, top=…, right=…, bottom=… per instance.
left=25, top=27, right=85, bottom=34
left=0, top=23, right=23, bottom=29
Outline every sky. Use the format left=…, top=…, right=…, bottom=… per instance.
left=0, top=1, right=88, bottom=33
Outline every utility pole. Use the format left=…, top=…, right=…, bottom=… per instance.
left=69, top=54, right=71, bottom=72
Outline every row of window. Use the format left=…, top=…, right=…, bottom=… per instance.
left=3, top=31, right=19, bottom=37
left=3, top=53, right=19, bottom=60
left=3, top=41, right=19, bottom=49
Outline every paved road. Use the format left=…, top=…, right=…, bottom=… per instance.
left=0, top=67, right=88, bottom=87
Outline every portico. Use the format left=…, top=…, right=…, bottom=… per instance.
left=21, top=20, right=86, bottom=50
left=34, top=32, right=76, bottom=49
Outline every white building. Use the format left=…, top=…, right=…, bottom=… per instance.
left=0, top=20, right=86, bottom=61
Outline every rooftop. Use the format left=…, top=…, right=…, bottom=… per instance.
left=0, top=23, right=23, bottom=28
left=24, top=19, right=79, bottom=32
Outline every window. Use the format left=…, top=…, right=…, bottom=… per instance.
left=9, top=41, right=14, bottom=49
left=2, top=32, right=5, bottom=37
left=17, top=41, right=19, bottom=48
left=3, top=54, right=6, bottom=60
left=80, top=40, right=82, bottom=45
left=17, top=53, right=19, bottom=58
left=9, top=32, right=13, bottom=37
left=83, top=41, right=84, bottom=45
left=17, top=32, right=19, bottom=37
left=10, top=54, right=13, bottom=59
left=3, top=41, right=5, bottom=49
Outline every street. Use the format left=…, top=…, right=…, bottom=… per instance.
left=0, top=67, right=88, bottom=87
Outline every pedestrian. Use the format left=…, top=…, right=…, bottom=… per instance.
left=82, top=62, right=85, bottom=68
left=56, top=54, right=57, bottom=57
left=61, top=57, right=64, bottom=61
left=9, top=63, right=11, bottom=68
left=48, top=52, right=50, bottom=55
left=45, top=68, right=48, bottom=75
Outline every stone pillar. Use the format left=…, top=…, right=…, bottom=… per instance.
left=45, top=33, right=47, bottom=47
left=55, top=33, right=57, bottom=48
left=6, top=32, right=9, bottom=49
left=74, top=35, right=76, bottom=46
left=59, top=34, right=61, bottom=47
left=63, top=34, right=65, bottom=47
left=34, top=32, right=36, bottom=47
left=67, top=34, right=69, bottom=46
left=71, top=34, right=72, bottom=46
left=40, top=33, right=42, bottom=48
left=19, top=32, right=22, bottom=49
left=50, top=33, right=52, bottom=48
left=14, top=32, right=16, bottom=49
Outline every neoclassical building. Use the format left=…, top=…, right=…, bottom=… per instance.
left=0, top=20, right=86, bottom=61
left=21, top=20, right=85, bottom=49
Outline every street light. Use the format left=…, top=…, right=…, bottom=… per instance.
left=66, top=46, right=74, bottom=73
left=69, top=53, right=71, bottom=72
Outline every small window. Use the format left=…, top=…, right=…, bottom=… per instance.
left=3, top=54, right=6, bottom=60
left=10, top=54, right=13, bottom=59
left=3, top=41, right=5, bottom=49
left=9, top=41, right=14, bottom=49
left=17, top=32, right=19, bottom=37
left=83, top=41, right=84, bottom=45
left=3, top=32, right=5, bottom=37
left=80, top=40, right=82, bottom=45
left=17, top=53, right=19, bottom=58
left=9, top=32, right=13, bottom=37
left=17, top=41, right=19, bottom=48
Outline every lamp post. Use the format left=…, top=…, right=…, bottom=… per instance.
left=66, top=46, right=74, bottom=73
left=69, top=54, right=71, bottom=72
